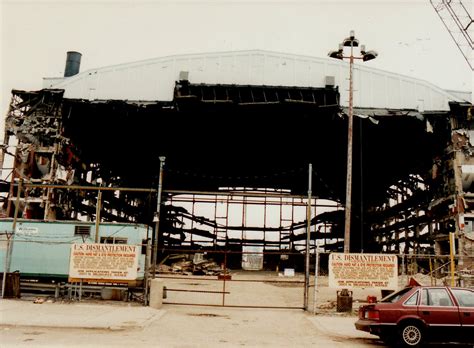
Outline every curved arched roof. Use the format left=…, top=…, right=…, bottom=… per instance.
left=44, top=50, right=462, bottom=111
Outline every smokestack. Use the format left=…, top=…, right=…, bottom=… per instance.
left=64, top=51, right=82, bottom=77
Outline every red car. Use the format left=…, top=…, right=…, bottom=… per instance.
left=355, top=286, right=474, bottom=346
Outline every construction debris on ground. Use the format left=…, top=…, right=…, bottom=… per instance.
left=158, top=253, right=225, bottom=276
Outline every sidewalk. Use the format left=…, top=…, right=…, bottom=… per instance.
left=307, top=313, right=374, bottom=340
left=0, top=299, right=164, bottom=331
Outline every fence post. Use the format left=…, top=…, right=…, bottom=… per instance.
left=222, top=250, right=227, bottom=306
left=401, top=253, right=405, bottom=276
left=449, top=232, right=456, bottom=286
left=144, top=239, right=152, bottom=306
left=2, top=178, right=22, bottom=299
left=304, top=163, right=312, bottom=311
left=312, top=249, right=320, bottom=314
left=149, top=279, right=164, bottom=309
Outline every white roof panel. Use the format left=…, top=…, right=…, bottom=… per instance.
left=44, top=50, right=463, bottom=111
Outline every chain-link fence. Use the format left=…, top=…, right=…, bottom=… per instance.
left=310, top=251, right=474, bottom=314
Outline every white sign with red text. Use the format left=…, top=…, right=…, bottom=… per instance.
left=69, top=243, right=139, bottom=281
left=328, top=253, right=398, bottom=289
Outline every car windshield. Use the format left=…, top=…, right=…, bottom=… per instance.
left=380, top=287, right=412, bottom=303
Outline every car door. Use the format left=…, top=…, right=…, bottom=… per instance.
left=450, top=288, right=474, bottom=333
left=418, top=287, right=461, bottom=340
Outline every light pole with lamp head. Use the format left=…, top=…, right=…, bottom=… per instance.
left=328, top=30, right=377, bottom=253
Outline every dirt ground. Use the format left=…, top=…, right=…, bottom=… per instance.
left=159, top=271, right=386, bottom=313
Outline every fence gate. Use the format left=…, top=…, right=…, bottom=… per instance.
left=157, top=249, right=306, bottom=309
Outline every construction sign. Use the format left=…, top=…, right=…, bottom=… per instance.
left=328, top=253, right=398, bottom=289
left=69, top=243, right=139, bottom=282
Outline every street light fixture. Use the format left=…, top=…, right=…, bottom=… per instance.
left=328, top=30, right=378, bottom=253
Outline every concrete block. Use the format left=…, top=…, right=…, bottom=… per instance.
left=149, top=279, right=164, bottom=309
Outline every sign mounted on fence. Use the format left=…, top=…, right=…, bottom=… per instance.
left=328, top=253, right=398, bottom=289
left=68, top=243, right=139, bottom=282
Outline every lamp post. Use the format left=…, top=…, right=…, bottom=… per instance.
left=328, top=31, right=377, bottom=253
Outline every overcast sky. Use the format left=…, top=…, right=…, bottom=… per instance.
left=1, top=0, right=472, bottom=132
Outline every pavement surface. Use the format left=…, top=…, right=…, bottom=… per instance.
left=0, top=299, right=362, bottom=335
left=0, top=299, right=164, bottom=331
left=0, top=298, right=376, bottom=347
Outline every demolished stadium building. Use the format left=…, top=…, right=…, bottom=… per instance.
left=1, top=50, right=472, bottom=278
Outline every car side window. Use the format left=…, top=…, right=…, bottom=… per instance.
left=421, top=288, right=453, bottom=306
left=404, top=291, right=418, bottom=306
left=451, top=289, right=474, bottom=307
left=421, top=289, right=428, bottom=305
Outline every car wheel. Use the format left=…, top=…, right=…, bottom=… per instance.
left=399, top=323, right=423, bottom=346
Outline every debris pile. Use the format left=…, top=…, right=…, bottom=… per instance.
left=158, top=253, right=224, bottom=276
left=317, top=300, right=336, bottom=310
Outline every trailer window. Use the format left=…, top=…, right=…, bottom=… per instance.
left=100, top=237, right=127, bottom=244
